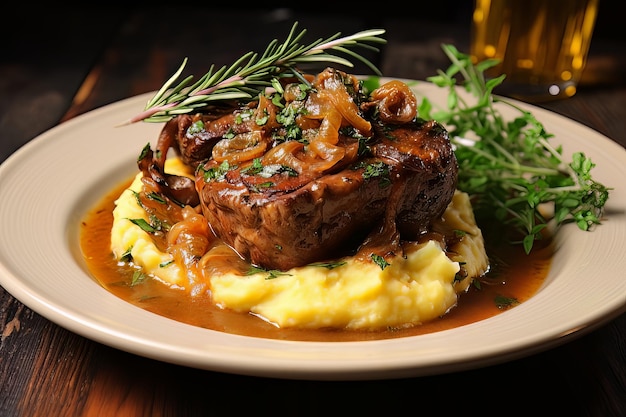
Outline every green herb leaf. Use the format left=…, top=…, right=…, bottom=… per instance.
left=358, top=161, right=391, bottom=188
left=246, top=266, right=292, bottom=280
left=494, top=294, right=519, bottom=309
left=130, top=270, right=148, bottom=286
left=120, top=246, right=133, bottom=263
left=309, top=261, right=347, bottom=269
left=371, top=254, right=390, bottom=270
left=128, top=218, right=156, bottom=233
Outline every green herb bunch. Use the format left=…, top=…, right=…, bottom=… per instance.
left=419, top=44, right=610, bottom=253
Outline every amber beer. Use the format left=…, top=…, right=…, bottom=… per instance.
left=470, top=0, right=599, bottom=101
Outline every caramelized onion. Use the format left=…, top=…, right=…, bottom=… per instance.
left=312, top=69, right=372, bottom=135
left=306, top=140, right=345, bottom=171
left=262, top=141, right=308, bottom=173
left=165, top=206, right=213, bottom=287
left=167, top=206, right=211, bottom=248
left=212, top=131, right=267, bottom=163
left=370, top=80, right=417, bottom=123
left=262, top=139, right=345, bottom=175
left=252, top=95, right=281, bottom=132
left=199, top=244, right=250, bottom=278
left=312, top=106, right=341, bottom=146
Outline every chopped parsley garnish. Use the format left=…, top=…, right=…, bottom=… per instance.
left=127, top=218, right=156, bottom=233
left=309, top=261, right=347, bottom=269
left=200, top=160, right=231, bottom=181
left=120, top=247, right=133, bottom=263
left=187, top=120, right=205, bottom=135
left=246, top=266, right=292, bottom=280
left=256, top=108, right=269, bottom=126
left=371, top=254, right=390, bottom=270
left=494, top=294, right=519, bottom=309
left=454, top=229, right=468, bottom=238
left=127, top=214, right=167, bottom=233
left=357, top=161, right=391, bottom=188
left=242, top=158, right=298, bottom=178
left=146, top=192, right=167, bottom=204
left=130, top=270, right=148, bottom=286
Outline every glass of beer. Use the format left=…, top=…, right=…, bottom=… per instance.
left=470, top=0, right=599, bottom=102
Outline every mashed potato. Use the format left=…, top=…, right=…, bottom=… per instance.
left=111, top=158, right=489, bottom=330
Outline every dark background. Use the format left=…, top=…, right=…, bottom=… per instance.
left=1, top=2, right=623, bottom=162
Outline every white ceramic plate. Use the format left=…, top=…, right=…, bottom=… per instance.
left=1, top=82, right=625, bottom=381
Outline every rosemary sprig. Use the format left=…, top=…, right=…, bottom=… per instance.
left=123, top=22, right=386, bottom=125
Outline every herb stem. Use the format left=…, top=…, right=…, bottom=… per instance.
left=122, top=23, right=386, bottom=125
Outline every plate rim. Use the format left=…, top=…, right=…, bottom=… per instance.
left=1, top=83, right=625, bottom=381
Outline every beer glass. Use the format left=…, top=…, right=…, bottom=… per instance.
left=470, top=0, right=599, bottom=102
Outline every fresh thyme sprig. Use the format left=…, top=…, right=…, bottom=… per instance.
left=123, top=22, right=386, bottom=125
left=419, top=44, right=610, bottom=253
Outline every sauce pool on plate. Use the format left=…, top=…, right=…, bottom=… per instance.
left=79, top=179, right=553, bottom=342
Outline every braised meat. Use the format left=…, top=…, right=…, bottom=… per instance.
left=197, top=118, right=457, bottom=271
left=141, top=67, right=458, bottom=271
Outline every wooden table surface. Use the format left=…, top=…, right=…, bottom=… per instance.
left=1, top=5, right=625, bottom=416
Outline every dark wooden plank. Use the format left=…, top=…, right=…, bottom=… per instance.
left=1, top=288, right=92, bottom=416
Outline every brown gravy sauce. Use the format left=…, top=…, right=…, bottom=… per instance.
left=79, top=179, right=553, bottom=342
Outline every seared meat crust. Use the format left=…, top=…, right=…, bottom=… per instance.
left=197, top=118, right=457, bottom=271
